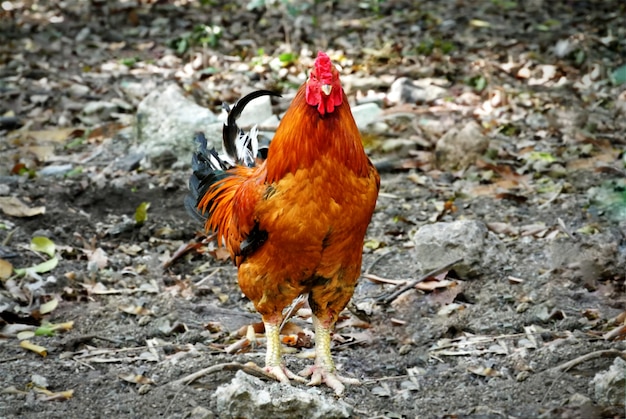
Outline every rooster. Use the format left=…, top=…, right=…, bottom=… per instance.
left=186, top=51, right=380, bottom=395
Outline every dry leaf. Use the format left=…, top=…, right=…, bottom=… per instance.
left=4, top=278, right=27, bottom=301
left=39, top=298, right=59, bottom=315
left=119, top=244, right=143, bottom=256
left=0, top=259, right=13, bottom=280
left=118, top=373, right=154, bottom=385
left=119, top=305, right=153, bottom=316
left=0, top=197, right=45, bottom=217
left=212, top=246, right=231, bottom=261
left=24, top=128, right=82, bottom=143
left=20, top=340, right=47, bottom=357
left=416, top=279, right=456, bottom=291
left=237, top=322, right=265, bottom=336
left=467, top=365, right=500, bottom=377
left=487, top=222, right=520, bottom=236
left=85, top=248, right=108, bottom=269
left=33, top=387, right=75, bottom=401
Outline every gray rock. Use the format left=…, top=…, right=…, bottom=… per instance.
left=387, top=77, right=448, bottom=105
left=120, top=80, right=159, bottom=103
left=188, top=406, right=215, bottom=419
left=351, top=102, right=383, bottom=131
left=616, top=90, right=626, bottom=116
left=412, top=220, right=492, bottom=278
left=114, top=152, right=144, bottom=172
left=435, top=120, right=489, bottom=171
left=38, top=164, right=74, bottom=177
left=213, top=370, right=352, bottom=419
left=83, top=101, right=119, bottom=118
left=548, top=237, right=618, bottom=282
left=591, top=357, right=626, bottom=406
left=136, top=84, right=218, bottom=166
left=381, top=138, right=415, bottom=153
left=68, top=83, right=90, bottom=98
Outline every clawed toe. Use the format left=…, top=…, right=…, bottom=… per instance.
left=265, top=365, right=307, bottom=384
left=300, top=365, right=360, bottom=395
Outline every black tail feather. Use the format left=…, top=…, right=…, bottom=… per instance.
left=222, top=90, right=281, bottom=166
left=186, top=132, right=229, bottom=222
left=187, top=90, right=281, bottom=224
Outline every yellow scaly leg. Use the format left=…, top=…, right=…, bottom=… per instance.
left=300, top=315, right=360, bottom=395
left=263, top=321, right=305, bottom=384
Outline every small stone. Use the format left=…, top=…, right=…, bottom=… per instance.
left=435, top=120, right=489, bottom=171
left=188, top=406, right=215, bottom=419
left=387, top=77, right=447, bottom=105
left=83, top=101, right=119, bottom=118
left=412, top=220, right=493, bottom=278
left=38, top=164, right=74, bottom=177
left=137, top=384, right=151, bottom=395
left=351, top=102, right=383, bottom=131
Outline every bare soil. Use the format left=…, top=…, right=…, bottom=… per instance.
left=1, top=1, right=625, bottom=418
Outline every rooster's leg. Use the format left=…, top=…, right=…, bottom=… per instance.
left=263, top=320, right=305, bottom=384
left=299, top=314, right=360, bottom=395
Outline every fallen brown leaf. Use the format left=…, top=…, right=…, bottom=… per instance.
left=0, top=197, right=45, bottom=217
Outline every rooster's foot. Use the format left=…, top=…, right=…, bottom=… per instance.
left=299, top=365, right=360, bottom=396
left=264, top=364, right=307, bottom=384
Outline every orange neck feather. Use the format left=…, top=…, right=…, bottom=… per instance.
left=265, top=87, right=369, bottom=183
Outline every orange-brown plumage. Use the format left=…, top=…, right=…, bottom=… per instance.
left=190, top=51, right=379, bottom=395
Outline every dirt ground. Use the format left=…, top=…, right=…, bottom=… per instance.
left=1, top=1, right=626, bottom=418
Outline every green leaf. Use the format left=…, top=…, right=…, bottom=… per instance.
left=176, top=37, right=189, bottom=55
left=34, top=323, right=56, bottom=337
left=65, top=166, right=83, bottom=177
left=15, top=257, right=58, bottom=276
left=610, top=64, right=626, bottom=86
left=527, top=151, right=556, bottom=163
left=467, top=75, right=487, bottom=92
left=135, top=202, right=150, bottom=225
left=121, top=57, right=137, bottom=67
left=31, top=236, right=55, bottom=258
left=279, top=52, right=295, bottom=64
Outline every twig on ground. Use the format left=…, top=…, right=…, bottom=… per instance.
left=362, top=273, right=406, bottom=285
left=195, top=268, right=221, bottom=287
left=360, top=374, right=409, bottom=385
left=2, top=227, right=19, bottom=246
left=557, top=217, right=577, bottom=241
left=550, top=349, right=626, bottom=372
left=603, top=324, right=626, bottom=341
left=0, top=355, right=24, bottom=364
left=365, top=250, right=394, bottom=274
left=538, top=182, right=563, bottom=209
left=376, top=258, right=463, bottom=305
left=169, top=361, right=275, bottom=387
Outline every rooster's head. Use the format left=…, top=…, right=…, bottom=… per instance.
left=306, top=51, right=343, bottom=116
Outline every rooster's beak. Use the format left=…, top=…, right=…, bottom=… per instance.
left=321, top=84, right=332, bottom=96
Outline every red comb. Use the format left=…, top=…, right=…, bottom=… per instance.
left=314, top=51, right=332, bottom=74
